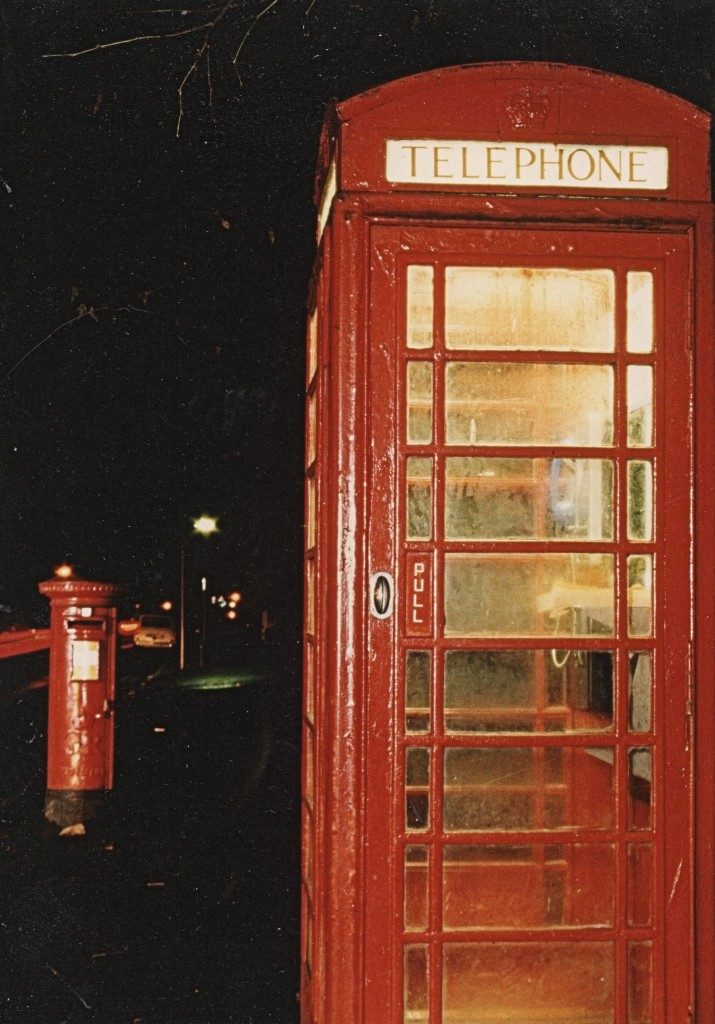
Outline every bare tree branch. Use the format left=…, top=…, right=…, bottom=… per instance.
left=232, top=0, right=280, bottom=79
left=176, top=38, right=209, bottom=137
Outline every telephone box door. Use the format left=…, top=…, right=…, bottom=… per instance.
left=364, top=224, right=692, bottom=1023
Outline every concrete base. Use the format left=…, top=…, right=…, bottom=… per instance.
left=44, top=789, right=105, bottom=828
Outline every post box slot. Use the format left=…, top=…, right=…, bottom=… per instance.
left=66, top=618, right=105, bottom=631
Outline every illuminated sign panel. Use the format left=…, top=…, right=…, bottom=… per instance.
left=386, top=139, right=669, bottom=190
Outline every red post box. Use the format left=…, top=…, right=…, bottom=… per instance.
left=302, top=64, right=714, bottom=1023
left=38, top=578, right=120, bottom=827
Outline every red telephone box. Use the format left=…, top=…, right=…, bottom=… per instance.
left=39, top=577, right=120, bottom=827
left=303, top=63, right=713, bottom=1024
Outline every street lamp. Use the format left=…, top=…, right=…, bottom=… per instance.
left=179, top=515, right=219, bottom=671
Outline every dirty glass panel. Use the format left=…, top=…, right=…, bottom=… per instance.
left=628, top=748, right=652, bottom=830
left=445, top=457, right=614, bottom=540
left=444, top=553, right=615, bottom=637
left=443, top=943, right=614, bottom=1023
left=626, top=272, right=654, bottom=354
left=406, top=747, right=430, bottom=831
left=443, top=843, right=615, bottom=928
left=404, top=945, right=428, bottom=1021
left=628, top=942, right=653, bottom=1023
left=443, top=746, right=615, bottom=831
left=407, top=361, right=433, bottom=444
left=407, top=265, right=434, bottom=349
left=404, top=845, right=429, bottom=932
left=444, top=267, right=615, bottom=351
left=627, top=844, right=653, bottom=926
left=444, top=649, right=614, bottom=734
left=407, top=457, right=432, bottom=540
left=627, top=365, right=654, bottom=447
left=629, top=653, right=652, bottom=733
left=445, top=362, right=614, bottom=446
left=406, top=650, right=431, bottom=734
left=628, top=461, right=654, bottom=541
left=628, top=555, right=653, bottom=637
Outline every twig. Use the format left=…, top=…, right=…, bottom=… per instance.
left=0, top=308, right=107, bottom=385
left=232, top=0, right=280, bottom=80
left=305, top=0, right=319, bottom=15
left=206, top=42, right=214, bottom=111
left=42, top=19, right=223, bottom=58
left=176, top=37, right=209, bottom=137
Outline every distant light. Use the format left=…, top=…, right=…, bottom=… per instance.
left=228, top=600, right=237, bottom=609
left=193, top=515, right=219, bottom=537
left=201, top=576, right=207, bottom=592
left=210, top=595, right=217, bottom=605
left=226, top=609, right=237, bottom=620
left=54, top=563, right=74, bottom=580
left=160, top=600, right=173, bottom=612
left=228, top=591, right=241, bottom=603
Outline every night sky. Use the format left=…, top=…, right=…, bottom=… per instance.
left=1, top=1, right=712, bottom=623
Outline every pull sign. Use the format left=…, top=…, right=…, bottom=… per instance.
left=406, top=553, right=432, bottom=637
left=370, top=572, right=394, bottom=619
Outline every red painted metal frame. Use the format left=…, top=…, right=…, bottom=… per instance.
left=0, top=628, right=50, bottom=659
left=304, top=63, right=713, bottom=1024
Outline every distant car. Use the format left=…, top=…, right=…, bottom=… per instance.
left=130, top=614, right=176, bottom=649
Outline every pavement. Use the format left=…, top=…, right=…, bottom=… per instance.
left=0, top=653, right=301, bottom=1024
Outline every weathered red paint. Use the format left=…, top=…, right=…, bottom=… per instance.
left=304, top=63, right=713, bottom=1024
left=38, top=579, right=120, bottom=823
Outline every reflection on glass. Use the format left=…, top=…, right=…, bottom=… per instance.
left=407, top=362, right=433, bottom=444
left=628, top=942, right=653, bottom=1023
left=627, top=365, right=654, bottom=447
left=404, top=945, right=428, bottom=1020
left=307, top=309, right=318, bottom=382
left=443, top=747, right=615, bottom=831
left=406, top=650, right=431, bottom=734
left=445, top=457, right=613, bottom=540
left=306, top=558, right=315, bottom=635
left=628, top=555, right=653, bottom=637
left=627, top=272, right=654, bottom=354
left=304, top=725, right=314, bottom=808
left=407, top=457, right=432, bottom=540
left=444, top=649, right=614, bottom=733
left=628, top=461, right=654, bottom=541
left=305, top=641, right=315, bottom=725
left=443, top=943, right=614, bottom=1022
left=444, top=553, right=615, bottom=637
left=407, top=265, right=434, bottom=349
left=444, top=267, right=615, bottom=351
left=307, top=393, right=317, bottom=465
left=445, top=362, right=614, bottom=446
left=404, top=845, right=429, bottom=931
left=306, top=476, right=316, bottom=550
left=442, top=843, right=615, bottom=928
left=629, top=653, right=652, bottom=733
left=627, top=844, right=653, bottom=926
left=406, top=747, right=430, bottom=831
left=628, top=748, right=652, bottom=829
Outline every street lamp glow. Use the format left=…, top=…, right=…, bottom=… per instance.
left=192, top=515, right=219, bottom=537
left=160, top=600, right=173, bottom=612
left=54, top=563, right=74, bottom=579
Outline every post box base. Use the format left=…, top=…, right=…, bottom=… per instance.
left=44, top=789, right=106, bottom=828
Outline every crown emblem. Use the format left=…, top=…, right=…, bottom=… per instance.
left=505, top=86, right=553, bottom=129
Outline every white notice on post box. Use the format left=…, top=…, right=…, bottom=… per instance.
left=71, top=639, right=101, bottom=681
left=385, top=140, right=669, bottom=191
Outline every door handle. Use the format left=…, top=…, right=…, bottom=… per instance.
left=370, top=572, right=394, bottom=619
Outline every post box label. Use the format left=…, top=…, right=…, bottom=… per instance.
left=70, top=639, right=101, bottom=681
left=406, top=553, right=432, bottom=637
left=386, top=139, right=669, bottom=190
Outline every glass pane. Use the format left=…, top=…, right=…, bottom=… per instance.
left=406, top=747, right=430, bottom=831
left=305, top=558, right=315, bottom=635
left=628, top=748, right=652, bottom=829
left=404, top=845, right=429, bottom=931
left=307, top=393, right=317, bottom=465
left=304, top=724, right=314, bottom=808
left=307, top=309, right=318, bottom=382
left=407, top=265, right=434, bottom=349
left=443, top=943, right=614, bottom=1023
left=627, top=365, right=654, bottom=447
left=443, top=747, right=615, bottom=831
left=406, top=650, right=431, bottom=735
left=445, top=457, right=613, bottom=540
left=443, top=843, right=615, bottom=928
left=628, top=461, right=654, bottom=541
left=305, top=640, right=315, bottom=724
left=404, top=945, right=428, bottom=1020
left=306, top=476, right=316, bottom=550
left=444, top=553, right=615, bottom=637
left=445, top=362, right=614, bottom=446
left=627, top=843, right=653, bottom=926
left=407, top=458, right=432, bottom=540
left=627, top=272, right=654, bottom=354
left=628, top=555, right=653, bottom=637
left=629, top=653, right=652, bottom=733
left=444, top=266, right=615, bottom=351
left=444, top=650, right=614, bottom=734
left=628, top=942, right=653, bottom=1023
left=407, top=362, right=433, bottom=444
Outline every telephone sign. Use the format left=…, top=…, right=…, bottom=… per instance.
left=303, top=63, right=713, bottom=1024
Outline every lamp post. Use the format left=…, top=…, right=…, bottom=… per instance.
left=179, top=515, right=219, bottom=671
